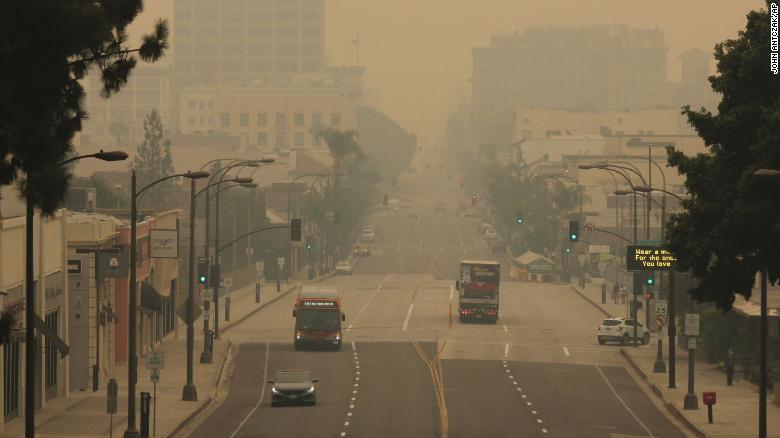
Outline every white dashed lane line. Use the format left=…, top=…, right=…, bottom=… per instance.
left=341, top=346, right=362, bottom=437
left=347, top=284, right=382, bottom=332
left=402, top=303, right=414, bottom=331
left=562, top=347, right=570, bottom=357
left=502, top=359, right=548, bottom=435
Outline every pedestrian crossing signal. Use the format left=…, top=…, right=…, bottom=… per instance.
left=198, top=261, right=208, bottom=285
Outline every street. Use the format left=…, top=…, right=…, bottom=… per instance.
left=185, top=169, right=688, bottom=438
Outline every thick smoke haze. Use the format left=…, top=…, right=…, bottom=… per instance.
left=127, top=0, right=762, bottom=147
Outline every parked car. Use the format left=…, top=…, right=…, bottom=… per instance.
left=269, top=369, right=318, bottom=406
left=597, top=317, right=650, bottom=345
left=335, top=261, right=353, bottom=275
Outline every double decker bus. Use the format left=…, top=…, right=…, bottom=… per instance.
left=455, top=260, right=500, bottom=323
left=292, top=286, right=345, bottom=350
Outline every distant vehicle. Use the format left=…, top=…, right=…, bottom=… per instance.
left=269, top=369, right=318, bottom=406
left=484, top=231, right=498, bottom=241
left=597, top=317, right=650, bottom=345
left=335, top=261, right=353, bottom=275
left=456, top=260, right=500, bottom=323
left=292, top=286, right=345, bottom=350
left=360, top=229, right=376, bottom=243
left=435, top=202, right=447, bottom=212
left=479, top=223, right=495, bottom=234
left=352, top=246, right=371, bottom=257
left=407, top=212, right=420, bottom=219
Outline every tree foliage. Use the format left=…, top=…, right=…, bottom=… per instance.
left=665, top=1, right=780, bottom=310
left=0, top=1, right=168, bottom=214
left=130, top=110, right=175, bottom=208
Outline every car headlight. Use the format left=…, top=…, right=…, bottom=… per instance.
left=271, top=387, right=279, bottom=394
left=305, top=386, right=315, bottom=393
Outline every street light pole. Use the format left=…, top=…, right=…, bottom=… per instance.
left=24, top=150, right=127, bottom=438
left=124, top=170, right=208, bottom=438
left=182, top=177, right=199, bottom=401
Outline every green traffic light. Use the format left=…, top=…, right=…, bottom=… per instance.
left=570, top=234, right=577, bottom=239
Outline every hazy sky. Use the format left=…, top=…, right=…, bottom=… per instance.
left=129, top=0, right=764, bottom=147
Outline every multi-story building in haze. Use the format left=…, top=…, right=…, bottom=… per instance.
left=172, top=0, right=325, bottom=87
left=471, top=25, right=668, bottom=145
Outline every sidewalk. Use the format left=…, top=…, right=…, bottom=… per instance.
left=1, top=277, right=302, bottom=438
left=574, top=281, right=780, bottom=437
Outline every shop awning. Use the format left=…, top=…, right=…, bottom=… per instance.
left=140, top=282, right=163, bottom=312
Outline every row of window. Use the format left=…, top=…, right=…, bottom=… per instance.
left=175, top=43, right=322, bottom=56
left=210, top=112, right=340, bottom=128
left=176, top=26, right=322, bottom=39
left=177, top=9, right=321, bottom=22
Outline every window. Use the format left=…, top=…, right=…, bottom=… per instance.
left=220, top=113, right=230, bottom=127
left=275, top=130, right=287, bottom=146
left=295, top=113, right=304, bottom=127
left=188, top=100, right=196, bottom=110
left=257, top=113, right=268, bottom=127
left=330, top=113, right=341, bottom=127
left=295, top=132, right=305, bottom=146
left=257, top=132, right=268, bottom=145
left=188, top=116, right=196, bottom=125
left=199, top=100, right=205, bottom=109
left=275, top=113, right=286, bottom=126
left=311, top=112, right=322, bottom=127
left=240, top=113, right=249, bottom=127
left=199, top=116, right=204, bottom=126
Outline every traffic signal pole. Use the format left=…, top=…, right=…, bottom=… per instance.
left=182, top=178, right=198, bottom=401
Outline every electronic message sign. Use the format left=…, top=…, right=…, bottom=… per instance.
left=626, top=246, right=677, bottom=271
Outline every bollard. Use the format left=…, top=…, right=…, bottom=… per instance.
left=92, top=363, right=99, bottom=392
left=206, top=330, right=214, bottom=351
left=225, top=296, right=231, bottom=321
left=107, top=378, right=118, bottom=438
left=707, top=404, right=713, bottom=424
left=601, top=283, right=607, bottom=304
left=140, top=391, right=151, bottom=438
left=255, top=281, right=261, bottom=303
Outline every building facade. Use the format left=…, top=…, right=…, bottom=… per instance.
left=172, top=0, right=325, bottom=87
left=471, top=25, right=668, bottom=145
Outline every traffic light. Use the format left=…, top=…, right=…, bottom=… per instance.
left=568, top=220, right=579, bottom=242
left=515, top=212, right=524, bottom=224
left=565, top=247, right=571, bottom=254
left=290, top=218, right=302, bottom=241
left=646, top=273, right=655, bottom=288
left=198, top=260, right=208, bottom=285
left=305, top=239, right=313, bottom=250
left=471, top=194, right=477, bottom=206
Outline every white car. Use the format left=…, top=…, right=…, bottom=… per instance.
left=360, top=229, right=376, bottom=243
left=335, top=261, right=353, bottom=275
left=597, top=317, right=650, bottom=345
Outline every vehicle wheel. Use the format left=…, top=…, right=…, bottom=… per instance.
left=642, top=333, right=651, bottom=345
left=621, top=334, right=630, bottom=346
left=598, top=337, right=606, bottom=345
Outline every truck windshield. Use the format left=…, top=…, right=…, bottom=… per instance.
left=296, top=309, right=340, bottom=330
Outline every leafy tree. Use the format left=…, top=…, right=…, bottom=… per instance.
left=130, top=110, right=175, bottom=208
left=0, top=1, right=168, bottom=214
left=665, top=1, right=780, bottom=310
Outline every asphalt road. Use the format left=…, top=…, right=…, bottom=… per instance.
left=187, top=163, right=688, bottom=438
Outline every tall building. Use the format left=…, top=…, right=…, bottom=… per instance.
left=172, top=0, right=326, bottom=87
left=471, top=25, right=668, bottom=145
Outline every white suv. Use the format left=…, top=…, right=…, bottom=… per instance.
left=597, top=317, right=650, bottom=345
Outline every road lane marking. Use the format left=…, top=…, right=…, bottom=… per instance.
left=413, top=341, right=449, bottom=438
left=595, top=366, right=655, bottom=438
left=402, top=304, right=415, bottom=331
left=347, top=284, right=382, bottom=331
left=449, top=284, right=454, bottom=300
left=502, top=324, right=508, bottom=333
left=229, top=341, right=270, bottom=438
left=563, top=347, right=570, bottom=357
left=351, top=341, right=356, bottom=351
left=504, top=343, right=509, bottom=357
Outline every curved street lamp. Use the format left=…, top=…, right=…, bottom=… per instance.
left=125, top=170, right=208, bottom=437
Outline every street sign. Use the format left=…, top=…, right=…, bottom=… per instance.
left=204, top=309, right=211, bottom=320
left=626, top=246, right=678, bottom=271
left=703, top=392, right=716, bottom=405
left=584, top=223, right=595, bottom=234
left=107, top=378, right=118, bottom=414
left=277, top=257, right=285, bottom=267
left=688, top=337, right=697, bottom=349
left=685, top=313, right=700, bottom=336
left=588, top=244, right=610, bottom=254
left=147, top=352, right=165, bottom=369
left=655, top=299, right=668, bottom=316
left=109, top=257, right=119, bottom=269
left=149, top=229, right=179, bottom=258
left=201, top=288, right=213, bottom=301
left=222, top=277, right=233, bottom=288
left=176, top=298, right=203, bottom=324
left=150, top=369, right=160, bottom=383
left=655, top=315, right=667, bottom=327
left=255, top=261, right=263, bottom=274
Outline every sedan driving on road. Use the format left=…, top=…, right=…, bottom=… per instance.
left=269, top=370, right=318, bottom=406
left=597, top=317, right=650, bottom=345
left=335, top=261, right=353, bottom=275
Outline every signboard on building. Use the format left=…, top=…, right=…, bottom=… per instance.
left=150, top=229, right=179, bottom=258
left=626, top=246, right=677, bottom=271
left=685, top=313, right=700, bottom=336
left=588, top=245, right=610, bottom=254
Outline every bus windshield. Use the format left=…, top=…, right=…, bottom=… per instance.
left=295, top=309, right=341, bottom=330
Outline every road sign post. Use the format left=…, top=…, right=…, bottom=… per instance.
left=703, top=392, right=716, bottom=424
left=107, top=378, right=118, bottom=438
left=684, top=313, right=700, bottom=410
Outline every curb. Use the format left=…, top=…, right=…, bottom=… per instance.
left=166, top=340, right=232, bottom=438
left=620, top=348, right=706, bottom=438
left=569, top=285, right=612, bottom=318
